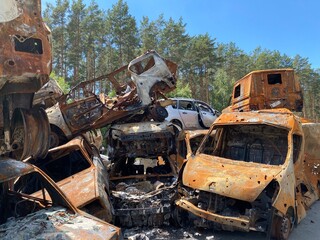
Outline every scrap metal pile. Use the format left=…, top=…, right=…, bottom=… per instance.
left=1, top=1, right=320, bottom=240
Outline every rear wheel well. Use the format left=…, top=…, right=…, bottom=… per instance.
left=171, top=119, right=183, bottom=129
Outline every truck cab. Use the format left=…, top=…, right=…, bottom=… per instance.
left=176, top=108, right=320, bottom=240
left=230, top=69, right=303, bottom=112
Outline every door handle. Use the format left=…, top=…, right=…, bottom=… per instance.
left=182, top=112, right=187, bottom=114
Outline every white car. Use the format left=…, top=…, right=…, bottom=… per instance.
left=165, top=98, right=219, bottom=129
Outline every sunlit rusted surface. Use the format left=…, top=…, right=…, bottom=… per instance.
left=174, top=129, right=209, bottom=169
left=0, top=159, right=121, bottom=239
left=25, top=137, right=113, bottom=222
left=0, top=0, right=51, bottom=94
left=176, top=108, right=320, bottom=239
left=229, top=69, right=303, bottom=112
left=0, top=0, right=52, bottom=158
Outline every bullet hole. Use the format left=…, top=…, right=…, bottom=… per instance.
left=8, top=60, right=15, bottom=66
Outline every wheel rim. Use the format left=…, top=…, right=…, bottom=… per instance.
left=11, top=108, right=50, bottom=159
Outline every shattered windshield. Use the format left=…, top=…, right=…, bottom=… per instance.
left=199, top=124, right=289, bottom=165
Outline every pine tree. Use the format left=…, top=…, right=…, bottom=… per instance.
left=105, top=0, right=139, bottom=66
left=45, top=0, right=69, bottom=79
left=67, top=0, right=86, bottom=84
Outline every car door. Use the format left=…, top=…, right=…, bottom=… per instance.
left=196, top=101, right=217, bottom=128
left=178, top=100, right=198, bottom=129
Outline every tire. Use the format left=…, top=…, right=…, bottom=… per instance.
left=271, top=211, right=294, bottom=240
left=171, top=119, right=183, bottom=129
left=172, top=206, right=189, bottom=227
left=49, top=126, right=67, bottom=148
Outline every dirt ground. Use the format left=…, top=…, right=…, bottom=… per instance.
left=123, top=200, right=320, bottom=240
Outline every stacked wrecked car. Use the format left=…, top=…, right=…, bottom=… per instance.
left=0, top=0, right=179, bottom=237
left=1, top=2, right=319, bottom=238
left=174, top=69, right=320, bottom=240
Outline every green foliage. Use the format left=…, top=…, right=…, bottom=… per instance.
left=50, top=72, right=70, bottom=93
left=167, top=80, right=192, bottom=98
left=181, top=34, right=219, bottom=103
left=105, top=0, right=139, bottom=65
left=44, top=0, right=320, bottom=121
left=212, top=69, right=233, bottom=111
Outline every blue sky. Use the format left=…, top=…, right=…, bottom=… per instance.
left=44, top=0, right=320, bottom=69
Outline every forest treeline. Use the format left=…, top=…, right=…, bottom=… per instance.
left=44, top=0, right=320, bottom=121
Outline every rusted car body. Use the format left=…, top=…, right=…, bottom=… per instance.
left=0, top=0, right=52, bottom=159
left=0, top=159, right=121, bottom=239
left=176, top=108, right=320, bottom=239
left=24, top=137, right=113, bottom=222
left=49, top=51, right=176, bottom=143
left=229, top=69, right=303, bottom=112
left=105, top=121, right=179, bottom=227
left=174, top=129, right=210, bottom=169
left=33, top=78, right=63, bottom=108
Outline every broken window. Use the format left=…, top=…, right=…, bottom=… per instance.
left=234, top=84, right=241, bottom=98
left=1, top=172, right=60, bottom=223
left=129, top=55, right=155, bottom=75
left=200, top=124, right=289, bottom=165
left=267, top=74, right=282, bottom=85
left=31, top=149, right=91, bottom=182
left=179, top=100, right=195, bottom=111
left=172, top=100, right=177, bottom=109
left=14, top=35, right=43, bottom=54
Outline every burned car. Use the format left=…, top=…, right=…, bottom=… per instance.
left=175, top=109, right=320, bottom=240
left=228, top=68, right=303, bottom=112
left=0, top=0, right=52, bottom=159
left=105, top=121, right=179, bottom=227
left=174, top=129, right=210, bottom=169
left=25, top=137, right=113, bottom=222
left=33, top=78, right=64, bottom=108
left=47, top=50, right=177, bottom=147
left=0, top=159, right=121, bottom=239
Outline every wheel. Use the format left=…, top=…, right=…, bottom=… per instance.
left=172, top=206, right=189, bottom=227
left=150, top=105, right=168, bottom=121
left=171, top=119, right=183, bottom=129
left=271, top=213, right=293, bottom=240
left=11, top=107, right=50, bottom=160
left=49, top=125, right=67, bottom=148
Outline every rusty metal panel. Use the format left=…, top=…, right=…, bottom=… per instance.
left=25, top=137, right=114, bottom=223
left=0, top=0, right=51, bottom=95
left=0, top=158, right=34, bottom=182
left=0, top=159, right=121, bottom=239
left=231, top=69, right=303, bottom=112
left=33, top=78, right=63, bottom=108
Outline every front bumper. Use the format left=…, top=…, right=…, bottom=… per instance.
left=176, top=198, right=253, bottom=231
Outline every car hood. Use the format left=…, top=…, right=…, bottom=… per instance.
left=182, top=154, right=283, bottom=202
left=0, top=207, right=120, bottom=240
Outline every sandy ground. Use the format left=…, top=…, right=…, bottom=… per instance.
left=123, top=200, right=320, bottom=240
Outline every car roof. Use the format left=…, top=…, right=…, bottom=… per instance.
left=170, top=97, right=196, bottom=101
left=0, top=159, right=35, bottom=183
left=169, top=98, right=215, bottom=107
